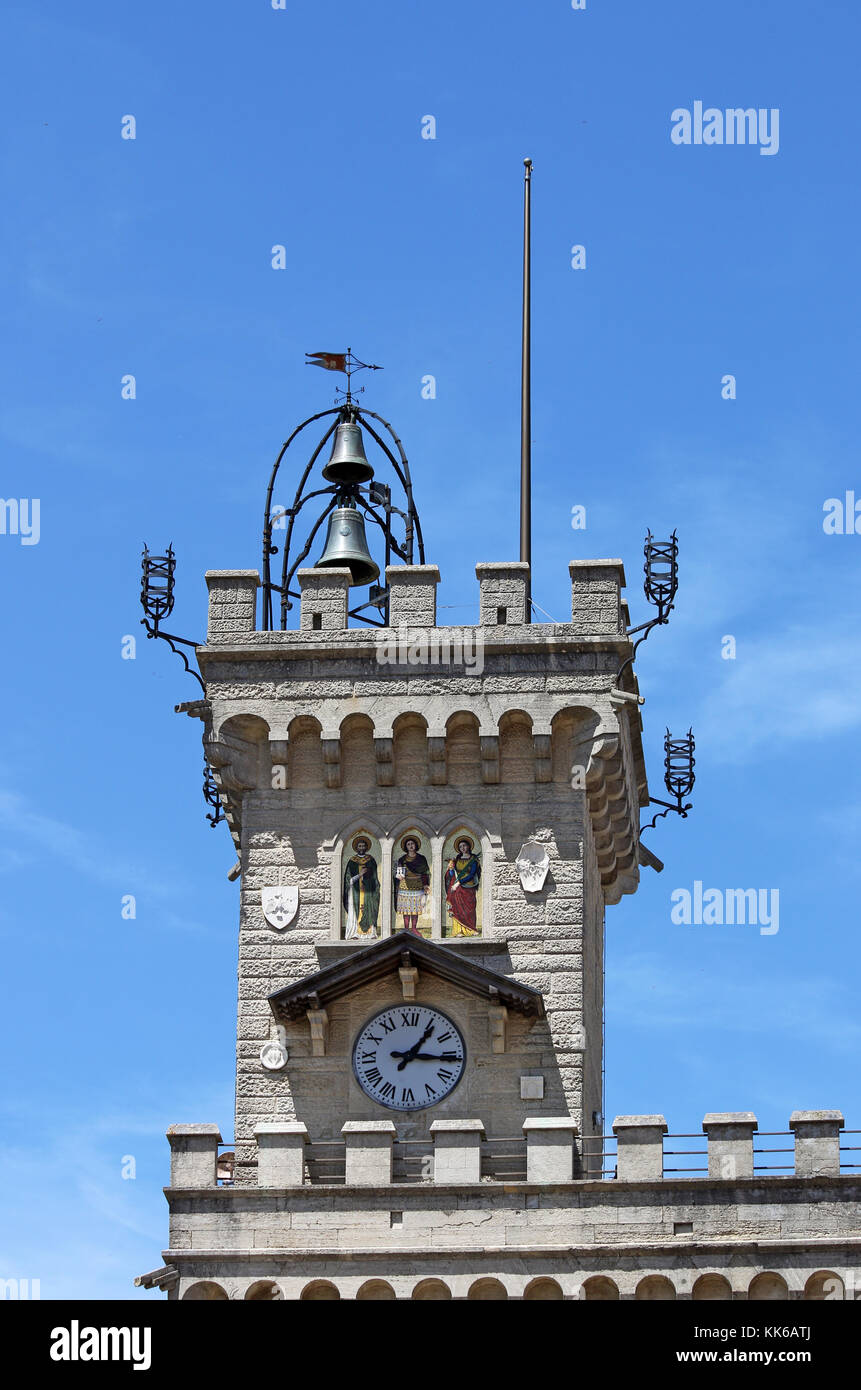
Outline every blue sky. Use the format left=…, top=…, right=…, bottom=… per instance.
left=1, top=0, right=859, bottom=1298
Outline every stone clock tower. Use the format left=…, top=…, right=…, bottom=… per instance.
left=136, top=414, right=859, bottom=1302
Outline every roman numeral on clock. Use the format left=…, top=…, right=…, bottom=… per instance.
left=378, top=1016, right=396, bottom=1034
left=400, top=1010, right=419, bottom=1027
left=437, top=1030, right=453, bottom=1042
left=401, top=1088, right=415, bottom=1105
left=379, top=1081, right=396, bottom=1100
left=425, top=1083, right=438, bottom=1099
left=365, top=1066, right=382, bottom=1085
left=360, top=1050, right=376, bottom=1063
left=437, top=1068, right=453, bottom=1082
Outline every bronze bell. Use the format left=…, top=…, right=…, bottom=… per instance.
left=322, top=420, right=374, bottom=485
left=315, top=494, right=380, bottom=586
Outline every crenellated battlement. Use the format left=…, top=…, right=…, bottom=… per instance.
left=202, top=558, right=629, bottom=644
left=147, top=1109, right=860, bottom=1301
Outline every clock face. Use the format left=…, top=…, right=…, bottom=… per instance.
left=352, top=1005, right=467, bottom=1111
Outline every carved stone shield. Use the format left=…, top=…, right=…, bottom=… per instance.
left=515, top=841, right=550, bottom=893
left=261, top=886, right=299, bottom=930
left=259, top=1040, right=289, bottom=1071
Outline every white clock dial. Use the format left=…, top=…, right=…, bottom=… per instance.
left=352, top=1005, right=466, bottom=1111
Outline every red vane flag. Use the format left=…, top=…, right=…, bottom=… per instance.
left=305, top=351, right=348, bottom=373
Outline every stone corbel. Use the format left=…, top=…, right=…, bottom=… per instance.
left=306, top=1002, right=329, bottom=1057
left=480, top=735, right=500, bottom=785
left=533, top=733, right=552, bottom=784
left=321, top=739, right=341, bottom=789
left=374, top=737, right=394, bottom=787
left=488, top=991, right=508, bottom=1053
left=398, top=951, right=419, bottom=1001
left=269, top=738, right=289, bottom=789
left=427, top=736, right=447, bottom=786
left=204, top=732, right=259, bottom=792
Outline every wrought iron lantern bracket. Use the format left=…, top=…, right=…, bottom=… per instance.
left=139, top=545, right=204, bottom=693
left=640, top=728, right=696, bottom=834
left=617, top=530, right=678, bottom=688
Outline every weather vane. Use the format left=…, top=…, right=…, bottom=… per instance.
left=305, top=347, right=382, bottom=406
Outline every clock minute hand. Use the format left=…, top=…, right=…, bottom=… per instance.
left=413, top=1052, right=459, bottom=1062
left=390, top=1023, right=435, bottom=1071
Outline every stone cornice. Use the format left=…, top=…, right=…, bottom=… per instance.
left=162, top=1235, right=861, bottom=1262
left=268, top=929, right=546, bottom=1023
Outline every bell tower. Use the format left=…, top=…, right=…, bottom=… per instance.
left=200, top=545, right=645, bottom=1192
left=136, top=376, right=859, bottom=1306
left=134, top=362, right=670, bottom=1302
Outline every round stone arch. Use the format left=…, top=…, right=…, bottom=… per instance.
left=182, top=1281, right=229, bottom=1301
left=550, top=704, right=605, bottom=788
left=391, top=710, right=429, bottom=787
left=338, top=712, right=378, bottom=790
left=411, top=1279, right=452, bottom=1301
left=300, top=1280, right=340, bottom=1301
left=580, top=1276, right=620, bottom=1301
left=467, top=1278, right=508, bottom=1301
left=245, top=1280, right=282, bottom=1301
left=356, top=1279, right=396, bottom=1301
left=635, top=1275, right=677, bottom=1301
left=208, top=713, right=272, bottom=803
left=286, top=713, right=324, bottom=790
left=498, top=708, right=535, bottom=784
left=444, top=710, right=481, bottom=788
left=804, top=1271, right=843, bottom=1301
left=749, top=1272, right=789, bottom=1301
left=523, top=1277, right=564, bottom=1301
left=692, top=1274, right=733, bottom=1301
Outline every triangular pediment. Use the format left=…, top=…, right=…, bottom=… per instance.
left=268, top=930, right=545, bottom=1023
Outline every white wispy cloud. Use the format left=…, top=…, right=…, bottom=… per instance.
left=608, top=951, right=861, bottom=1057
left=695, top=623, right=861, bottom=761
left=0, top=788, right=214, bottom=935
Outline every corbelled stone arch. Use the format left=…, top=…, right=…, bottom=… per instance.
left=804, top=1271, right=843, bottom=1301
left=287, top=714, right=324, bottom=789
left=182, top=1281, right=229, bottom=1301
left=523, top=1277, right=564, bottom=1300
left=550, top=705, right=602, bottom=787
left=692, top=1274, right=733, bottom=1301
left=411, top=1279, right=452, bottom=1301
left=392, top=711, right=429, bottom=788
left=339, top=713, right=377, bottom=789
left=300, top=1280, right=340, bottom=1301
left=581, top=1276, right=619, bottom=1301
left=467, top=1278, right=508, bottom=1301
left=748, top=1272, right=789, bottom=1301
left=499, top=709, right=534, bottom=784
left=635, top=1275, right=676, bottom=1301
left=207, top=713, right=271, bottom=803
left=245, top=1279, right=282, bottom=1301
left=356, top=1279, right=396, bottom=1300
left=445, top=710, right=481, bottom=787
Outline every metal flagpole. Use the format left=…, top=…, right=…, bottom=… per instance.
left=520, top=158, right=533, bottom=623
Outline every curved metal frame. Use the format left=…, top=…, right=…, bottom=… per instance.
left=261, top=405, right=425, bottom=629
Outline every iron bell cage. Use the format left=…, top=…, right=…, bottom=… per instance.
left=261, top=406, right=425, bottom=630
